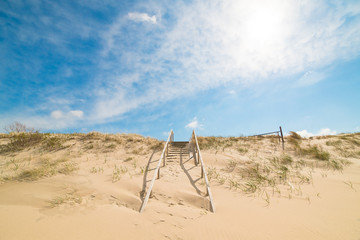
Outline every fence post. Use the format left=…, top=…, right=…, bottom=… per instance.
left=279, top=126, right=284, bottom=150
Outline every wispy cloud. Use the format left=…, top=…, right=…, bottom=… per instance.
left=69, top=110, right=84, bottom=118
left=128, top=12, right=157, bottom=24
left=51, top=111, right=64, bottom=119
left=1, top=0, right=360, bottom=132
left=93, top=0, right=360, bottom=125
left=51, top=110, right=83, bottom=120
left=296, top=71, right=326, bottom=87
left=185, top=117, right=203, bottom=130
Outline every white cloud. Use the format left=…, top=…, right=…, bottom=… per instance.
left=128, top=12, right=156, bottom=24
left=51, top=110, right=63, bottom=119
left=51, top=110, right=83, bottom=119
left=6, top=0, right=359, bottom=130
left=296, top=130, right=314, bottom=138
left=149, top=0, right=360, bottom=83
left=318, top=128, right=337, bottom=136
left=69, top=110, right=83, bottom=118
left=296, top=128, right=337, bottom=138
left=95, top=0, right=360, bottom=125
left=185, top=117, right=203, bottom=130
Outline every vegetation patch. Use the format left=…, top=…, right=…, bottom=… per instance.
left=301, top=145, right=330, bottom=161
left=149, top=142, right=164, bottom=151
left=49, top=189, right=82, bottom=208
left=112, top=165, right=128, bottom=182
left=10, top=157, right=78, bottom=182
left=280, top=154, right=293, bottom=165
left=0, top=133, right=68, bottom=153
left=42, top=135, right=67, bottom=151
left=0, top=132, right=44, bottom=153
left=237, top=147, right=248, bottom=154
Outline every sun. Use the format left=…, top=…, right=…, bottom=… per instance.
left=242, top=3, right=287, bottom=51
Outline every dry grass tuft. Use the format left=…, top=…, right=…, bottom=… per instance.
left=49, top=189, right=82, bottom=208
left=301, top=145, right=330, bottom=161
left=289, top=131, right=302, bottom=140
left=6, top=157, right=78, bottom=182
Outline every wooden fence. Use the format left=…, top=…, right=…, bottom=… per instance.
left=253, top=126, right=284, bottom=150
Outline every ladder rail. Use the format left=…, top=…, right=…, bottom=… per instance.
left=139, top=130, right=174, bottom=213
left=191, top=130, right=216, bottom=212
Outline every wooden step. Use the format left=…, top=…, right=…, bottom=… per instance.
left=171, top=141, right=189, bottom=147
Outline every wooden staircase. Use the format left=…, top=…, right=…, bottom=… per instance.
left=166, top=141, right=189, bottom=163
left=139, top=130, right=215, bottom=213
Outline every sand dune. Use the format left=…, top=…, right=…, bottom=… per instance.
left=0, top=132, right=359, bottom=239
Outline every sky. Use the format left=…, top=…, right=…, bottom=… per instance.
left=1, top=0, right=360, bottom=140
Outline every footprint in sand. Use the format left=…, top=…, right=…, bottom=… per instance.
left=153, top=219, right=165, bottom=224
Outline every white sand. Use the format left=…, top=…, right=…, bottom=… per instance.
left=0, top=133, right=359, bottom=239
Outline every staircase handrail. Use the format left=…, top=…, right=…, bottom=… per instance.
left=139, top=130, right=174, bottom=213
left=191, top=130, right=216, bottom=212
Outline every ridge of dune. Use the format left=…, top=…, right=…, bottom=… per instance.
left=0, top=132, right=360, bottom=239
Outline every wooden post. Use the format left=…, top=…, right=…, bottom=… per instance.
left=163, top=151, right=166, bottom=167
left=201, top=165, right=204, bottom=178
left=193, top=147, right=197, bottom=165
left=279, top=126, right=284, bottom=150
left=157, top=167, right=160, bottom=179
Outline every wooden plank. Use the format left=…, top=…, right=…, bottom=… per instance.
left=253, top=130, right=280, bottom=136
left=139, top=130, right=173, bottom=213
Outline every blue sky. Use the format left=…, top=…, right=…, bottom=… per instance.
left=1, top=0, right=360, bottom=140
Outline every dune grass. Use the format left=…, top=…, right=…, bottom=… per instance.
left=49, top=189, right=82, bottom=208
left=0, top=131, right=163, bottom=183
left=0, top=155, right=78, bottom=182
left=201, top=132, right=357, bottom=205
left=112, top=165, right=128, bottom=182
left=12, top=157, right=78, bottom=181
left=1, top=130, right=357, bottom=205
left=0, top=133, right=68, bottom=154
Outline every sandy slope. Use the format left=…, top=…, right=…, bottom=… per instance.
left=0, top=132, right=359, bottom=239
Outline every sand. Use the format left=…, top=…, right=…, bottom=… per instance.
left=0, top=132, right=359, bottom=239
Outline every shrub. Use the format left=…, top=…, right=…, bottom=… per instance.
left=4, top=121, right=38, bottom=133
left=0, top=132, right=44, bottom=153
left=43, top=136, right=65, bottom=151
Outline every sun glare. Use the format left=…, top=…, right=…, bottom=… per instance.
left=242, top=4, right=286, bottom=50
